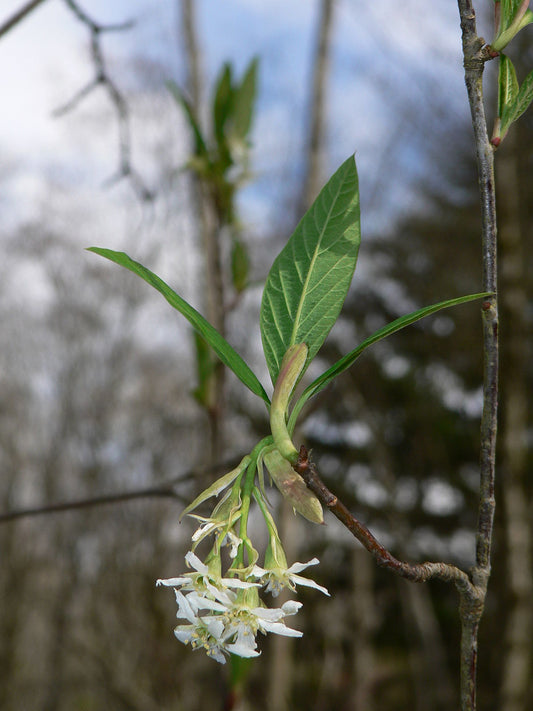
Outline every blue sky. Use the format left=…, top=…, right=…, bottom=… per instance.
left=0, top=0, right=480, bottom=240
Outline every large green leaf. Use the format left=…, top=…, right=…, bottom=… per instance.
left=88, top=248, right=270, bottom=406
left=288, top=292, right=492, bottom=431
left=260, top=155, right=360, bottom=384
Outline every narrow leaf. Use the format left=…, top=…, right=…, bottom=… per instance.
left=288, top=292, right=492, bottom=430
left=260, top=155, right=360, bottom=384
left=180, top=456, right=250, bottom=520
left=498, top=54, right=519, bottom=117
left=506, top=67, right=533, bottom=124
left=213, top=63, right=233, bottom=147
left=88, top=248, right=270, bottom=406
left=493, top=1, right=532, bottom=49
left=516, top=6, right=533, bottom=32
left=231, top=57, right=258, bottom=142
left=167, top=81, right=208, bottom=159
left=231, top=239, right=249, bottom=293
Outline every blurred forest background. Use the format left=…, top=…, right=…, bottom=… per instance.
left=1, top=1, right=532, bottom=710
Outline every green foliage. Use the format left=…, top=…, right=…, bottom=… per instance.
left=287, top=292, right=492, bottom=433
left=87, top=248, right=270, bottom=406
left=231, top=239, right=249, bottom=293
left=492, top=0, right=533, bottom=51
left=493, top=53, right=533, bottom=144
left=90, top=157, right=490, bottom=473
left=260, top=155, right=361, bottom=385
left=167, top=57, right=258, bottom=222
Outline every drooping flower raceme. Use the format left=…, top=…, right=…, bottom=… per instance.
left=157, top=351, right=330, bottom=664
left=158, top=557, right=306, bottom=663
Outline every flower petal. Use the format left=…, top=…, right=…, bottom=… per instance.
left=289, top=574, right=330, bottom=596
left=287, top=558, right=320, bottom=574
left=185, top=551, right=209, bottom=574
left=156, top=576, right=189, bottom=587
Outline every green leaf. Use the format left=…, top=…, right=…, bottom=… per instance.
left=260, top=155, right=361, bottom=384
left=506, top=68, right=533, bottom=122
left=500, top=67, right=533, bottom=139
left=213, top=63, right=233, bottom=147
left=231, top=57, right=258, bottom=142
left=88, top=248, right=270, bottom=406
left=498, top=54, right=519, bottom=117
left=513, top=67, right=533, bottom=118
left=167, top=81, right=208, bottom=159
left=231, top=239, right=249, bottom=293
left=288, top=292, right=492, bottom=431
left=492, top=1, right=532, bottom=50
left=179, top=455, right=250, bottom=520
left=501, top=0, right=522, bottom=29
left=517, top=7, right=533, bottom=32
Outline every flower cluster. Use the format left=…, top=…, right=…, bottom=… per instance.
left=157, top=442, right=329, bottom=663
left=157, top=550, right=327, bottom=664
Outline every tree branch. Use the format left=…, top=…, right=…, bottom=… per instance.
left=0, top=0, right=49, bottom=40
left=0, top=458, right=241, bottom=524
left=293, top=4, right=499, bottom=709
left=294, top=446, right=472, bottom=590
left=0, top=486, right=184, bottom=523
left=456, top=2, right=499, bottom=709
left=54, top=0, right=153, bottom=201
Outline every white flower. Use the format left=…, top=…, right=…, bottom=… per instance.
left=172, top=590, right=228, bottom=664
left=221, top=595, right=304, bottom=651
left=252, top=557, right=330, bottom=597
left=156, top=551, right=259, bottom=602
left=224, top=625, right=260, bottom=658
left=160, top=579, right=306, bottom=664
left=222, top=529, right=242, bottom=558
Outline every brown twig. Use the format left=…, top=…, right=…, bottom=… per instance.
left=294, top=446, right=472, bottom=591
left=294, top=446, right=486, bottom=711
left=0, top=0, right=49, bottom=39
left=0, top=486, right=184, bottom=523
left=0, top=457, right=241, bottom=524
left=456, top=2, right=499, bottom=710
left=54, top=0, right=153, bottom=201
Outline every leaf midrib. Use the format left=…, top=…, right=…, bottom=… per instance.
left=289, top=177, right=346, bottom=347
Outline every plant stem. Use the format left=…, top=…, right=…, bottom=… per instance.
left=457, top=2, right=499, bottom=709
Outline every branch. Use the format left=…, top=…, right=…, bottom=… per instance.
left=294, top=446, right=472, bottom=591
left=0, top=486, right=183, bottom=523
left=456, top=0, right=498, bottom=585
left=54, top=0, right=153, bottom=201
left=0, top=458, right=241, bottom=524
left=456, top=3, right=499, bottom=710
left=0, top=0, right=49, bottom=40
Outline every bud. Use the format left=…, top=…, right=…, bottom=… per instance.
left=270, top=343, right=308, bottom=464
left=264, top=448, right=324, bottom=524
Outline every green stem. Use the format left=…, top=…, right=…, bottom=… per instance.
left=234, top=438, right=272, bottom=567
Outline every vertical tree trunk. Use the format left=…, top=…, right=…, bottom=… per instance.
left=351, top=545, right=377, bottom=711
left=497, top=130, right=533, bottom=711
left=179, top=0, right=226, bottom=461
left=301, top=0, right=335, bottom=210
